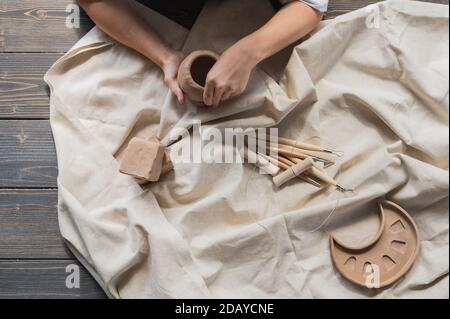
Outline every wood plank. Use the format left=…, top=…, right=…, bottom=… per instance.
left=327, top=0, right=379, bottom=19
left=0, top=0, right=202, bottom=53
left=0, top=260, right=106, bottom=298
left=0, top=53, right=61, bottom=119
left=0, top=0, right=94, bottom=53
left=0, top=120, right=57, bottom=188
left=0, top=189, right=72, bottom=259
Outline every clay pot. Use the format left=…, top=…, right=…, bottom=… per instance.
left=178, top=50, right=220, bottom=105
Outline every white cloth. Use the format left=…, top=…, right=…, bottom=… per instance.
left=45, top=0, right=449, bottom=299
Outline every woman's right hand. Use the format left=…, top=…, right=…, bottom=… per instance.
left=162, top=51, right=185, bottom=105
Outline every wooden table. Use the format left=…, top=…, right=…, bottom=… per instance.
left=0, top=0, right=447, bottom=299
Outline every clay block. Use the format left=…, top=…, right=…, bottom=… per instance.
left=119, top=137, right=165, bottom=182
left=161, top=149, right=174, bottom=175
left=147, top=137, right=174, bottom=175
left=134, top=150, right=173, bottom=185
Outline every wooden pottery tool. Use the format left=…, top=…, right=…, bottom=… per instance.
left=260, top=153, right=321, bottom=188
left=241, top=147, right=280, bottom=176
left=272, top=146, right=336, bottom=164
left=273, top=157, right=315, bottom=187
left=258, top=133, right=344, bottom=157
left=287, top=157, right=351, bottom=192
left=277, top=155, right=296, bottom=167
left=178, top=50, right=220, bottom=105
left=330, top=201, right=420, bottom=289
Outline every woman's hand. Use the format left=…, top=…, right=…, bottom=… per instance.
left=203, top=2, right=322, bottom=108
left=203, top=40, right=260, bottom=107
left=162, top=51, right=185, bottom=104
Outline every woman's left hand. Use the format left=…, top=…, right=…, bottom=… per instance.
left=203, top=40, right=260, bottom=107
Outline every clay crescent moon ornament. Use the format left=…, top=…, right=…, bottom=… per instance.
left=330, top=200, right=420, bottom=289
left=178, top=50, right=220, bottom=106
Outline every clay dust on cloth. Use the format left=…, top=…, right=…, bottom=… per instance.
left=44, top=0, right=449, bottom=298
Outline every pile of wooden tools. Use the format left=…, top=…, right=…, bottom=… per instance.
left=243, top=134, right=349, bottom=191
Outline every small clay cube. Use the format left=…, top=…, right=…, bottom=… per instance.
left=161, top=149, right=174, bottom=175
left=119, top=137, right=165, bottom=182
left=148, top=136, right=174, bottom=175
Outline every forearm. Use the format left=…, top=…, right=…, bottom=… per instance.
left=78, top=0, right=173, bottom=68
left=238, top=2, right=323, bottom=66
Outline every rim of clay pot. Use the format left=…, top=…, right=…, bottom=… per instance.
left=182, top=51, right=220, bottom=90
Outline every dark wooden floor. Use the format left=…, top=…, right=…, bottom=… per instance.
left=0, top=0, right=448, bottom=299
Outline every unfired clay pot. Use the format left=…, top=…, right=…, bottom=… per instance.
left=178, top=50, right=220, bottom=105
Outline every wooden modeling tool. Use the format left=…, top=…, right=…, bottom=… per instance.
left=277, top=155, right=296, bottom=167
left=241, top=148, right=280, bottom=176
left=259, top=152, right=289, bottom=170
left=271, top=146, right=336, bottom=165
left=270, top=146, right=309, bottom=160
left=254, top=136, right=337, bottom=164
left=288, top=157, right=351, bottom=192
left=330, top=201, right=420, bottom=289
left=273, top=157, right=315, bottom=187
left=257, top=133, right=344, bottom=157
left=280, top=146, right=336, bottom=164
left=259, top=153, right=321, bottom=188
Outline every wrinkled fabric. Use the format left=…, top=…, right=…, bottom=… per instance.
left=45, top=0, right=449, bottom=299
